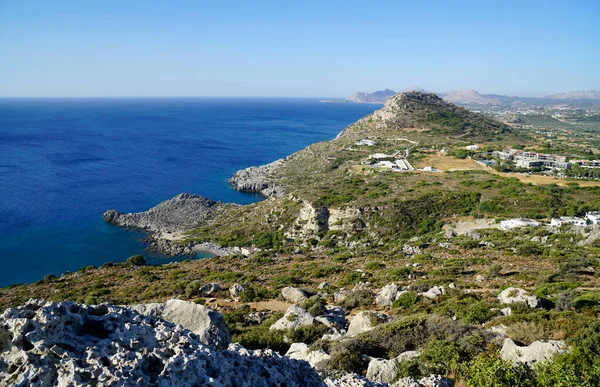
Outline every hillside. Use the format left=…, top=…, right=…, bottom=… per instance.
left=346, top=89, right=396, bottom=103
left=5, top=91, right=600, bottom=386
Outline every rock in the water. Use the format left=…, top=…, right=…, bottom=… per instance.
left=230, top=283, right=245, bottom=300
left=282, top=286, right=308, bottom=304
left=500, top=338, right=567, bottom=366
left=375, top=284, right=403, bottom=306
left=286, top=342, right=331, bottom=370
left=201, top=282, right=222, bottom=296
left=130, top=299, right=231, bottom=349
left=497, top=287, right=540, bottom=308
left=270, top=305, right=316, bottom=331
left=227, top=159, right=286, bottom=197
left=0, top=299, right=324, bottom=387
left=346, top=311, right=390, bottom=337
left=366, top=351, right=421, bottom=383
left=422, top=286, right=445, bottom=300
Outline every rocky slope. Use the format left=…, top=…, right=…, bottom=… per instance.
left=0, top=299, right=324, bottom=386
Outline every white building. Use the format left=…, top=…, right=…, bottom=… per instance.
left=466, top=145, right=480, bottom=151
left=551, top=217, right=586, bottom=227
left=355, top=139, right=376, bottom=146
left=585, top=212, right=600, bottom=224
left=500, top=218, right=541, bottom=230
left=369, top=153, right=391, bottom=159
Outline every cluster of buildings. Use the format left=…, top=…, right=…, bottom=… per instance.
left=495, top=148, right=571, bottom=170
left=500, top=212, right=600, bottom=230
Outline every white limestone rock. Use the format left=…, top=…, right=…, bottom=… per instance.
left=500, top=338, right=567, bottom=366
left=270, top=305, right=317, bottom=331
left=422, top=286, right=445, bottom=300
left=201, top=282, right=222, bottom=296
left=392, top=375, right=452, bottom=387
left=286, top=342, right=331, bottom=370
left=346, top=311, right=390, bottom=337
left=229, top=283, right=245, bottom=300
left=0, top=299, right=324, bottom=387
left=497, top=287, right=540, bottom=308
left=366, top=351, right=420, bottom=383
left=375, top=284, right=403, bottom=306
left=323, top=373, right=387, bottom=387
left=282, top=286, right=308, bottom=304
left=130, top=299, right=231, bottom=349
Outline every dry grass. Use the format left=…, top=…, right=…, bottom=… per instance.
left=418, top=154, right=600, bottom=187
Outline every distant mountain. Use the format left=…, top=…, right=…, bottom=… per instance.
left=544, top=90, right=600, bottom=100
left=346, top=89, right=396, bottom=103
left=345, top=88, right=600, bottom=106
left=442, top=90, right=505, bottom=105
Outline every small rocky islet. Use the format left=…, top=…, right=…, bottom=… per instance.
left=4, top=92, right=600, bottom=385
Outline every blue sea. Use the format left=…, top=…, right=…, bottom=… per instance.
left=0, top=98, right=377, bottom=286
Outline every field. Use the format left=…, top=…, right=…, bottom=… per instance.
left=418, top=153, right=600, bottom=187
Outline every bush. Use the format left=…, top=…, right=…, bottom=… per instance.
left=126, top=255, right=146, bottom=266
left=392, top=291, right=419, bottom=309
left=467, top=353, right=535, bottom=387
left=185, top=280, right=201, bottom=298
left=239, top=287, right=276, bottom=303
left=341, top=290, right=375, bottom=310
left=302, top=296, right=327, bottom=316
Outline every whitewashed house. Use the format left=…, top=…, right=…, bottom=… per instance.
left=551, top=217, right=586, bottom=227
left=466, top=145, right=480, bottom=151
left=500, top=218, right=541, bottom=230
left=585, top=212, right=600, bottom=224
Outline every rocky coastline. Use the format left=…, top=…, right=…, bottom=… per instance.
left=227, top=158, right=287, bottom=198
left=103, top=193, right=233, bottom=257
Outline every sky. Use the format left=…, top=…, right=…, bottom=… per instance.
left=0, top=0, right=599, bottom=97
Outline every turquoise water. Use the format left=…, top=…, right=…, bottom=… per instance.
left=0, top=98, right=377, bottom=286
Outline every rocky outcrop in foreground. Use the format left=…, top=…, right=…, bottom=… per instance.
left=227, top=159, right=286, bottom=197
left=0, top=299, right=324, bottom=386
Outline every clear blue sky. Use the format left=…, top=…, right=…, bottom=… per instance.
left=1, top=0, right=599, bottom=97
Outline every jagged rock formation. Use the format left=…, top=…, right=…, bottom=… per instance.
left=104, top=193, right=226, bottom=234
left=129, top=299, right=231, bottom=349
left=227, top=159, right=286, bottom=197
left=0, top=299, right=324, bottom=387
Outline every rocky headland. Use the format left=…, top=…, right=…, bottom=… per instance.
left=103, top=193, right=230, bottom=255
left=226, top=158, right=287, bottom=198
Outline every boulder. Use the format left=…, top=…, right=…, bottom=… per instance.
left=497, top=287, right=540, bottom=308
left=315, top=305, right=346, bottom=331
left=282, top=286, right=308, bottom=304
left=201, top=282, right=222, bottom=296
left=286, top=342, right=331, bottom=370
left=270, top=305, right=316, bottom=331
left=500, top=338, right=567, bottom=366
left=475, top=275, right=485, bottom=282
left=392, top=375, right=453, bottom=387
left=230, top=283, right=245, bottom=300
left=346, top=311, right=390, bottom=337
left=334, top=288, right=352, bottom=303
left=319, top=282, right=330, bottom=290
left=131, top=299, right=231, bottom=349
left=366, top=351, right=420, bottom=383
left=323, top=373, right=387, bottom=387
left=422, top=286, right=445, bottom=300
left=0, top=299, right=324, bottom=387
left=375, top=284, right=403, bottom=306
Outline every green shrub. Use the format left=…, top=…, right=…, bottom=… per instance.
left=239, top=287, right=276, bottom=303
left=467, top=353, right=535, bottom=387
left=185, top=280, right=201, bottom=298
left=126, top=255, right=146, bottom=266
left=392, top=291, right=419, bottom=309
left=302, top=296, right=327, bottom=316
left=341, top=290, right=374, bottom=310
